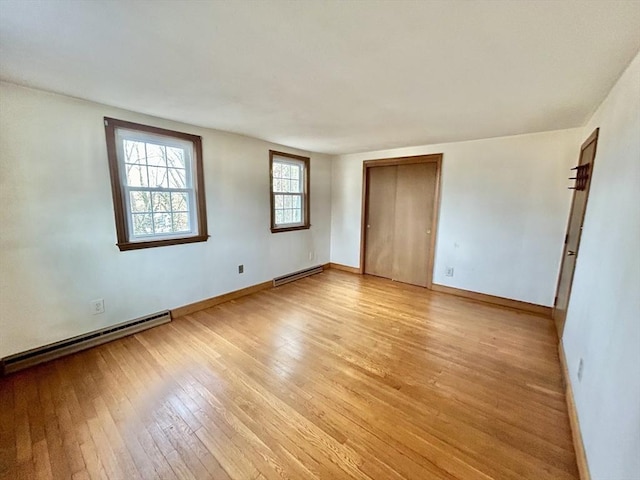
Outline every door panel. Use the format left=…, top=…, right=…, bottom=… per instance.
left=364, top=166, right=397, bottom=279
left=392, top=163, right=437, bottom=287
left=554, top=129, right=599, bottom=337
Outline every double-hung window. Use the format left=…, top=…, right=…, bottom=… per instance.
left=104, top=117, right=208, bottom=250
left=269, top=150, right=310, bottom=232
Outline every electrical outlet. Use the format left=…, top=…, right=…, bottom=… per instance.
left=238, top=264, right=244, bottom=274
left=577, top=358, right=584, bottom=382
left=91, top=299, right=105, bottom=315
left=445, top=267, right=454, bottom=277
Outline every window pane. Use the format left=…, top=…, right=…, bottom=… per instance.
left=148, top=166, right=168, bottom=188
left=172, top=212, right=190, bottom=232
left=168, top=168, right=186, bottom=188
left=271, top=158, right=306, bottom=226
left=171, top=192, right=189, bottom=212
left=166, top=146, right=186, bottom=168
left=146, top=143, right=166, bottom=166
left=132, top=213, right=153, bottom=236
left=153, top=213, right=173, bottom=233
left=123, top=140, right=146, bottom=164
left=126, top=164, right=148, bottom=187
left=152, top=192, right=171, bottom=212
left=130, top=191, right=151, bottom=213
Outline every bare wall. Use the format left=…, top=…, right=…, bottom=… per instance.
left=330, top=128, right=583, bottom=306
left=0, top=82, right=332, bottom=358
left=562, top=51, right=640, bottom=479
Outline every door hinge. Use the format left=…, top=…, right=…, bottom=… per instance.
left=554, top=295, right=558, bottom=306
left=564, top=234, right=569, bottom=245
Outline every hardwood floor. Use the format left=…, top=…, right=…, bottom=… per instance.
left=0, top=270, right=578, bottom=480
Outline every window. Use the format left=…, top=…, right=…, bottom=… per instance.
left=269, top=150, right=310, bottom=232
left=104, top=117, right=208, bottom=251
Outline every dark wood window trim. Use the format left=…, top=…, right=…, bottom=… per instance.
left=269, top=150, right=311, bottom=233
left=104, top=117, right=208, bottom=251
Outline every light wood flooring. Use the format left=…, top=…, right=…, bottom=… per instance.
left=0, top=270, right=578, bottom=479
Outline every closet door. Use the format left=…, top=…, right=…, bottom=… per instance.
left=391, top=163, right=437, bottom=287
left=364, top=166, right=397, bottom=279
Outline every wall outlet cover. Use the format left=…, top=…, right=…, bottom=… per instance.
left=91, top=299, right=105, bottom=315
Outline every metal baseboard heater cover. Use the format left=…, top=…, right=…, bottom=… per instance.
left=273, top=265, right=324, bottom=287
left=1, top=310, right=171, bottom=375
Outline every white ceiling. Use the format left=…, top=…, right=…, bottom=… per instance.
left=1, top=1, right=639, bottom=154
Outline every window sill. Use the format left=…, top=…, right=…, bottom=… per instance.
left=117, top=234, right=209, bottom=251
left=271, top=225, right=311, bottom=234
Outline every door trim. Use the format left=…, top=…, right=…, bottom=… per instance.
left=552, top=128, right=599, bottom=336
left=359, top=153, right=443, bottom=289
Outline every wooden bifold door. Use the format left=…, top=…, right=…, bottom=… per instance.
left=362, top=155, right=442, bottom=288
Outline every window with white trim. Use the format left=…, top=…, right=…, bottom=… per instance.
left=269, top=150, right=310, bottom=233
left=104, top=118, right=208, bottom=251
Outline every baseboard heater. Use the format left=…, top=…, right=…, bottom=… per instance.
left=273, top=265, right=324, bottom=287
left=0, top=310, right=171, bottom=376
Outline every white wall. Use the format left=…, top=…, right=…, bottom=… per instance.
left=0, top=82, right=332, bottom=358
left=562, top=52, right=640, bottom=479
left=331, top=129, right=583, bottom=306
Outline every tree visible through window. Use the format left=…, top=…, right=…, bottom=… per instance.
left=269, top=150, right=310, bottom=233
left=104, top=118, right=208, bottom=251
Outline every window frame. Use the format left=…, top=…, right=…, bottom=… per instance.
left=104, top=117, right=208, bottom=251
left=269, top=150, right=310, bottom=233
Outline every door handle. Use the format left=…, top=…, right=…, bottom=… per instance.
left=567, top=250, right=576, bottom=256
